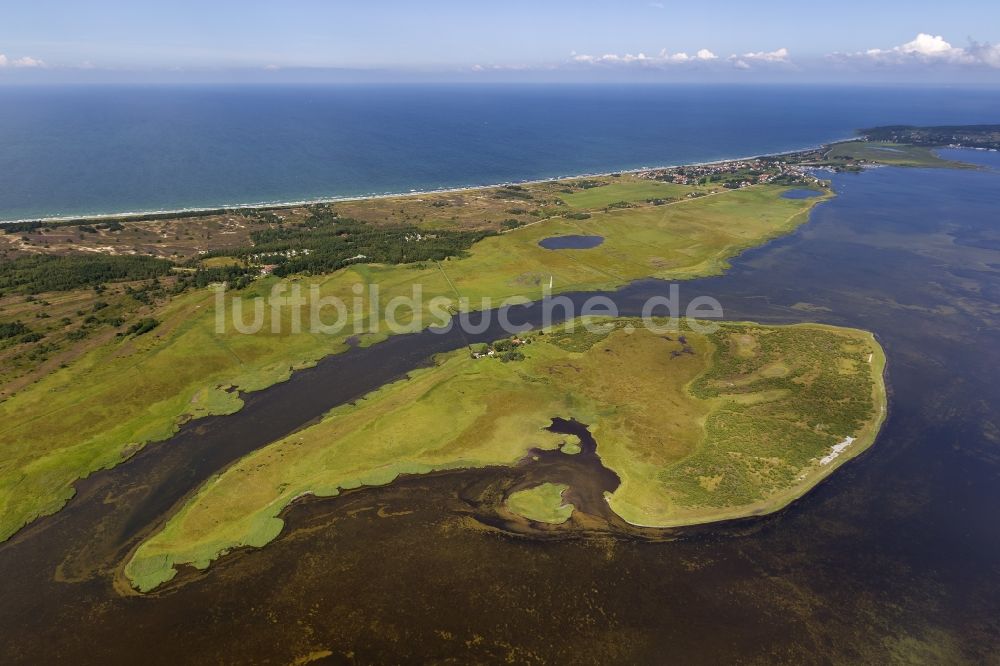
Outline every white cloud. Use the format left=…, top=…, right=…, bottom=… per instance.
left=572, top=47, right=718, bottom=67
left=12, top=56, right=45, bottom=68
left=470, top=62, right=540, bottom=73
left=967, top=40, right=1000, bottom=68
left=732, top=47, right=789, bottom=64
left=897, top=33, right=955, bottom=56
left=649, top=2, right=665, bottom=8
left=833, top=33, right=1000, bottom=69
left=864, top=33, right=968, bottom=62
left=0, top=53, right=46, bottom=68
left=724, top=47, right=790, bottom=70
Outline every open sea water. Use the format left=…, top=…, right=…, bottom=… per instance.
left=1, top=84, right=1000, bottom=221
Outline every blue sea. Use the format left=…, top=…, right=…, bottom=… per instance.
left=1, top=84, right=999, bottom=221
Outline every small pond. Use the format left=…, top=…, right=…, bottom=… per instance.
left=538, top=235, right=605, bottom=250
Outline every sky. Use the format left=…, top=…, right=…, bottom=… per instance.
left=2, top=0, right=1000, bottom=84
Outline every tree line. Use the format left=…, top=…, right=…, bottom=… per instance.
left=0, top=254, right=174, bottom=295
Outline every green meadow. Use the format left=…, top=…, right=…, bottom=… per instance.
left=0, top=184, right=827, bottom=544
left=826, top=141, right=968, bottom=168
left=126, top=318, right=886, bottom=591
left=443, top=184, right=825, bottom=300
left=558, top=180, right=696, bottom=209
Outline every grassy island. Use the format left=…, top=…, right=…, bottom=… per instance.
left=125, top=318, right=886, bottom=592
left=506, top=483, right=575, bottom=524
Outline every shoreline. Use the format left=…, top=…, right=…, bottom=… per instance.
left=605, top=325, right=888, bottom=530
left=0, top=137, right=851, bottom=225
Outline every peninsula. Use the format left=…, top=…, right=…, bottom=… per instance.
left=126, top=317, right=887, bottom=591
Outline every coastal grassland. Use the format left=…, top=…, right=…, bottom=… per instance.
left=0, top=173, right=560, bottom=260
left=0, top=184, right=827, bottom=544
left=558, top=180, right=697, bottom=209
left=0, top=209, right=278, bottom=261
left=321, top=184, right=565, bottom=232
left=826, top=141, right=969, bottom=168
left=125, top=318, right=886, bottom=591
left=506, top=483, right=574, bottom=524
left=0, top=283, right=342, bottom=543
left=124, top=342, right=581, bottom=591
left=603, top=322, right=887, bottom=525
left=0, top=279, right=147, bottom=392
left=442, top=184, right=829, bottom=300
left=0, top=265, right=458, bottom=542
left=200, top=256, right=245, bottom=269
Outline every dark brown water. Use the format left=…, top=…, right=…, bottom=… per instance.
left=2, top=152, right=999, bottom=664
